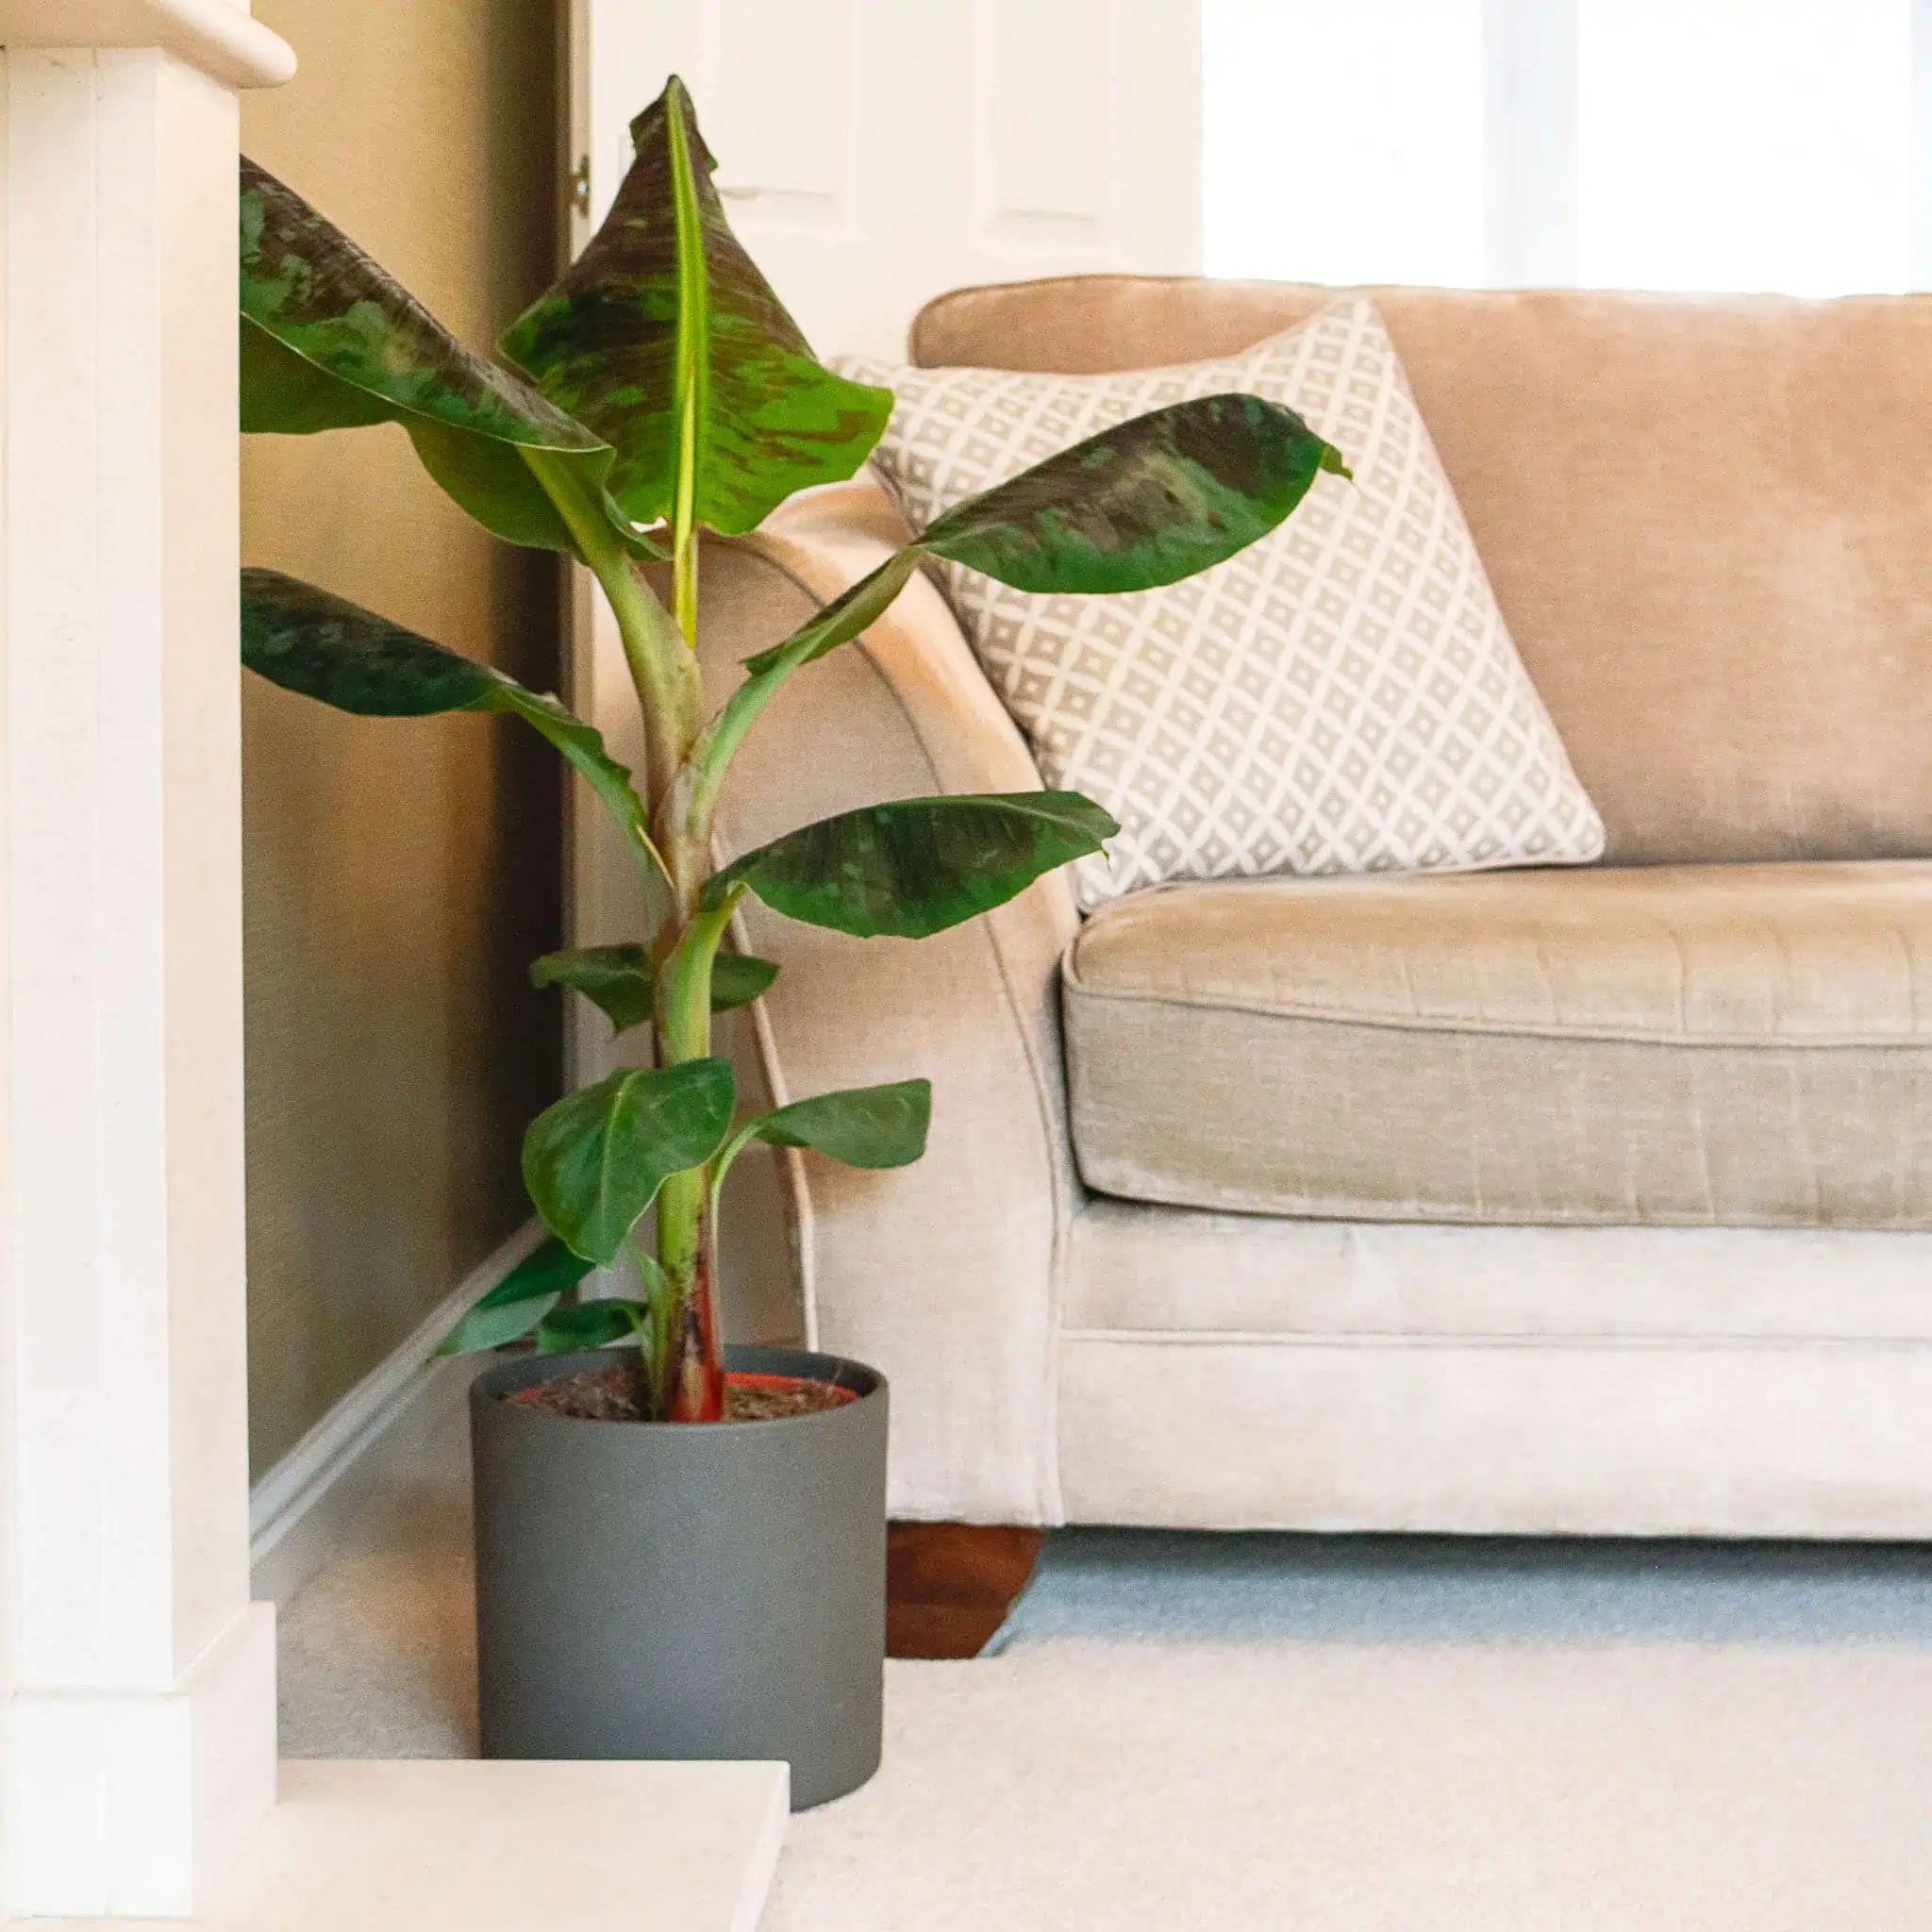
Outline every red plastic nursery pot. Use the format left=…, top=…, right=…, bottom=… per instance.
left=470, top=1342, right=889, bottom=1810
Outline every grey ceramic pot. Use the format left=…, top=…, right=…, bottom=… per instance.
left=470, top=1342, right=888, bottom=1809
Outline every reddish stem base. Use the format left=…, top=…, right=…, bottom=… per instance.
left=666, top=1252, right=725, bottom=1422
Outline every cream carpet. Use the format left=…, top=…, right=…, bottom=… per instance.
left=275, top=1377, right=1932, bottom=1929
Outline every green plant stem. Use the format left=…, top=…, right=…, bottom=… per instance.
left=681, top=680, right=759, bottom=860
left=659, top=888, right=738, bottom=1068
left=523, top=448, right=700, bottom=817
left=653, top=892, right=737, bottom=1275
left=678, top=549, right=924, bottom=858
left=651, top=889, right=741, bottom=1420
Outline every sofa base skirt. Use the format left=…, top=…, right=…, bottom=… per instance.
left=1055, top=1330, right=1932, bottom=1537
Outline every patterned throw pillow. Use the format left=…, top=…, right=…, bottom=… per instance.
left=836, top=299, right=1605, bottom=910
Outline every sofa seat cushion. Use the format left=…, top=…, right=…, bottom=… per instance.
left=1060, top=861, right=1932, bottom=1227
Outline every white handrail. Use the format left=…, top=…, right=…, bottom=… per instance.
left=0, top=0, right=295, bottom=88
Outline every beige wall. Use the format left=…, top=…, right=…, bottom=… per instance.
left=241, top=0, right=563, bottom=1474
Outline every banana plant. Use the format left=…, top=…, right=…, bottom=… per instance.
left=239, top=77, right=1346, bottom=1422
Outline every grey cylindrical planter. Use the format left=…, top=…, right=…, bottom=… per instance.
left=470, top=1342, right=887, bottom=1810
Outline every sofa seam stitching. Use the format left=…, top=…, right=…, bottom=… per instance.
left=1059, top=975, right=1932, bottom=1050
left=1057, top=1326, right=1932, bottom=1352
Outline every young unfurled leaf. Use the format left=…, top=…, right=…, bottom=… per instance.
left=531, top=945, right=656, bottom=1035
left=240, top=158, right=652, bottom=558
left=537, top=1299, right=647, bottom=1355
left=523, top=1060, right=736, bottom=1265
left=703, top=792, right=1119, bottom=939
left=499, top=76, right=891, bottom=536
left=242, top=570, right=672, bottom=935
left=435, top=1235, right=595, bottom=1356
left=919, top=392, right=1349, bottom=594
left=709, top=952, right=779, bottom=1012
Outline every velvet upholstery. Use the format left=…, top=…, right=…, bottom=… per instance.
left=914, top=276, right=1932, bottom=870
left=683, top=277, right=1932, bottom=1534
left=1062, top=863, right=1932, bottom=1226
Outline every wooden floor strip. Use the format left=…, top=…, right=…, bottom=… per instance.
left=885, top=1523, right=1044, bottom=1659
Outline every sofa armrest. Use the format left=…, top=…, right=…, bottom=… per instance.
left=696, top=481, right=1079, bottom=1523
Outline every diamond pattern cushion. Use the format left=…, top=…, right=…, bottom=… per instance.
left=838, top=299, right=1605, bottom=909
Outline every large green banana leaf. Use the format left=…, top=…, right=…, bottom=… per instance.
left=241, top=569, right=670, bottom=927
left=240, top=158, right=649, bottom=558
left=499, top=76, right=891, bottom=537
left=706, top=793, right=1119, bottom=939
left=693, top=394, right=1346, bottom=819
left=920, top=392, right=1351, bottom=593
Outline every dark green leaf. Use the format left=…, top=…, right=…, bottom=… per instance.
left=242, top=566, right=498, bottom=713
left=482, top=686, right=670, bottom=914
left=499, top=76, right=891, bottom=535
left=750, top=1079, right=931, bottom=1168
left=709, top=952, right=779, bottom=1013
left=525, top=935, right=770, bottom=1032
left=241, top=321, right=391, bottom=430
left=918, top=392, right=1349, bottom=594
left=240, top=157, right=652, bottom=557
left=241, top=570, right=669, bottom=929
left=439, top=1295, right=558, bottom=1356
left=436, top=1236, right=593, bottom=1356
left=531, top=945, right=654, bottom=1034
left=473, top=1234, right=596, bottom=1308
left=537, top=1299, right=646, bottom=1354
left=704, top=792, right=1118, bottom=939
left=524, top=1060, right=736, bottom=1265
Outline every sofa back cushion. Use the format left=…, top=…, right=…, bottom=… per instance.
left=912, top=277, right=1932, bottom=868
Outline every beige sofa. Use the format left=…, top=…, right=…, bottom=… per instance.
left=701, top=275, right=1932, bottom=1537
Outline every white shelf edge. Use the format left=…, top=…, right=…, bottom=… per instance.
left=18, top=1758, right=791, bottom=1931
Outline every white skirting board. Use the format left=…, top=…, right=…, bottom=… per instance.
left=248, top=1221, right=543, bottom=1606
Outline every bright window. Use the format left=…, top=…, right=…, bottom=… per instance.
left=1204, top=0, right=1919, bottom=295
left=1203, top=0, right=1487, bottom=287
left=1578, top=0, right=1911, bottom=295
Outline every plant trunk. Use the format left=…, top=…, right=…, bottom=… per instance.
left=665, top=1240, right=725, bottom=1422
left=651, top=872, right=732, bottom=1424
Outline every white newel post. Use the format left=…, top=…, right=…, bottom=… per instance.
left=0, top=11, right=787, bottom=1924
left=0, top=1, right=293, bottom=1919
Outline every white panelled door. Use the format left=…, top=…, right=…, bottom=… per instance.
left=568, top=0, right=1201, bottom=358
left=562, top=0, right=1204, bottom=1084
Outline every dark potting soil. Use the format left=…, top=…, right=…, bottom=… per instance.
left=513, top=1360, right=647, bottom=1421
left=510, top=1359, right=854, bottom=1424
